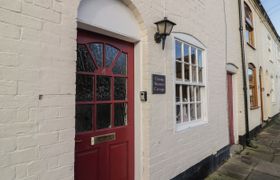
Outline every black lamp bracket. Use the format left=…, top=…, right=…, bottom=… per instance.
left=154, top=33, right=167, bottom=49
left=154, top=32, right=162, bottom=44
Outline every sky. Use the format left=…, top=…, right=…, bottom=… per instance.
left=261, top=0, right=280, bottom=35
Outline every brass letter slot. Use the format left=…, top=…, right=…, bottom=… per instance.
left=91, top=133, right=116, bottom=145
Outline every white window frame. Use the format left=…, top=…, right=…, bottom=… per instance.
left=172, top=33, right=208, bottom=132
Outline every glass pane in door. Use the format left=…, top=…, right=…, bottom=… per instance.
left=76, top=75, right=93, bottom=101
left=105, top=45, right=119, bottom=67
left=89, top=43, right=103, bottom=68
left=96, top=76, right=111, bottom=101
left=76, top=105, right=92, bottom=132
left=114, top=77, right=127, bottom=100
left=96, top=104, right=111, bottom=129
left=113, top=53, right=127, bottom=75
left=77, top=44, right=95, bottom=72
left=114, top=103, right=127, bottom=127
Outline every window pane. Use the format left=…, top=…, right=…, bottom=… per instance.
left=96, top=104, right=111, bottom=129
left=192, top=66, right=197, bottom=82
left=96, top=76, right=111, bottom=101
left=197, top=103, right=201, bottom=119
left=245, top=29, right=250, bottom=43
left=114, top=103, right=127, bottom=127
left=196, top=87, right=201, bottom=101
left=114, top=77, right=127, bottom=100
left=112, top=53, right=127, bottom=75
left=76, top=75, right=93, bottom=101
left=77, top=44, right=95, bottom=72
left=182, top=85, right=188, bottom=102
left=176, top=105, right=181, bottom=124
left=191, top=47, right=196, bottom=64
left=198, top=49, right=202, bottom=67
left=184, top=64, right=190, bottom=81
left=76, top=105, right=92, bottom=132
left=190, top=104, right=196, bottom=121
left=198, top=67, right=203, bottom=83
left=89, top=43, right=103, bottom=68
left=176, top=85, right=180, bottom=102
left=184, top=44, right=189, bottom=63
left=183, top=104, right=189, bottom=122
left=176, top=41, right=182, bottom=61
left=105, top=45, right=119, bottom=67
left=176, top=62, right=182, bottom=80
left=248, top=68, right=253, bottom=84
left=190, top=86, right=194, bottom=102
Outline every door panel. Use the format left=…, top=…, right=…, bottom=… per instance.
left=75, top=149, right=100, bottom=180
left=227, top=73, right=234, bottom=145
left=259, top=68, right=264, bottom=123
left=75, top=29, right=134, bottom=180
left=109, top=142, right=128, bottom=180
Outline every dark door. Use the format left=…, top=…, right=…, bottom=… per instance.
left=259, top=68, right=264, bottom=123
left=227, top=73, right=234, bottom=145
left=75, top=30, right=134, bottom=180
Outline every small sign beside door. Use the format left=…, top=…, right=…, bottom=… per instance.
left=152, top=74, right=166, bottom=94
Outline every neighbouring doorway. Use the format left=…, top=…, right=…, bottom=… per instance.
left=259, top=67, right=264, bottom=123
left=75, top=29, right=134, bottom=180
left=227, top=73, right=234, bottom=145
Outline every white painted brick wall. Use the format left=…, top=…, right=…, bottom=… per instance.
left=1, top=0, right=278, bottom=180
left=0, top=0, right=79, bottom=180
left=130, top=0, right=230, bottom=179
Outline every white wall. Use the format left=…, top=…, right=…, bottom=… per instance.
left=0, top=0, right=259, bottom=180
left=0, top=0, right=79, bottom=179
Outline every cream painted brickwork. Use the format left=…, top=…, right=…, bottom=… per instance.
left=0, top=0, right=79, bottom=180
left=0, top=0, right=248, bottom=180
left=224, top=0, right=245, bottom=140
left=124, top=0, right=229, bottom=179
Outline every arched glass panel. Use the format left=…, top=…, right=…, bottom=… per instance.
left=77, top=44, right=95, bottom=72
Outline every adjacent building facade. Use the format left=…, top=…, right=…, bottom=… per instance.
left=225, top=0, right=280, bottom=146
left=0, top=0, right=279, bottom=180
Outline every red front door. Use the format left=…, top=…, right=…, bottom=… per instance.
left=227, top=73, right=234, bottom=145
left=75, top=30, right=134, bottom=180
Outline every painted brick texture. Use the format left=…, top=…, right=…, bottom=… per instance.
left=0, top=1, right=79, bottom=180
left=129, top=0, right=230, bottom=179
left=2, top=0, right=279, bottom=180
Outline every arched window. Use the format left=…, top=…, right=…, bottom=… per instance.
left=244, top=2, right=255, bottom=47
left=173, top=33, right=206, bottom=131
left=248, top=63, right=258, bottom=108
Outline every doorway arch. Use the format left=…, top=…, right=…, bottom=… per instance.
left=76, top=1, right=146, bottom=180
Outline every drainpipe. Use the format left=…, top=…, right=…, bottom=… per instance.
left=238, top=0, right=250, bottom=146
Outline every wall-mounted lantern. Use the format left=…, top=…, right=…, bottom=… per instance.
left=154, top=17, right=176, bottom=50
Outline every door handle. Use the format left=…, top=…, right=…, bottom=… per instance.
left=75, top=139, right=83, bottom=143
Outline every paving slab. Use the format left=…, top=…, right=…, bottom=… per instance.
left=215, top=162, right=251, bottom=180
left=206, top=116, right=280, bottom=180
left=272, top=155, right=280, bottom=165
left=254, top=160, right=280, bottom=177
left=247, top=141, right=274, bottom=154
left=241, top=148, right=274, bottom=162
left=205, top=172, right=238, bottom=180
left=247, top=170, right=280, bottom=180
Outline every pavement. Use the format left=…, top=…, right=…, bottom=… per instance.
left=206, top=113, right=280, bottom=180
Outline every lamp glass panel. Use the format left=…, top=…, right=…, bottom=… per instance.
left=157, top=23, right=165, bottom=34
left=165, top=22, right=174, bottom=35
